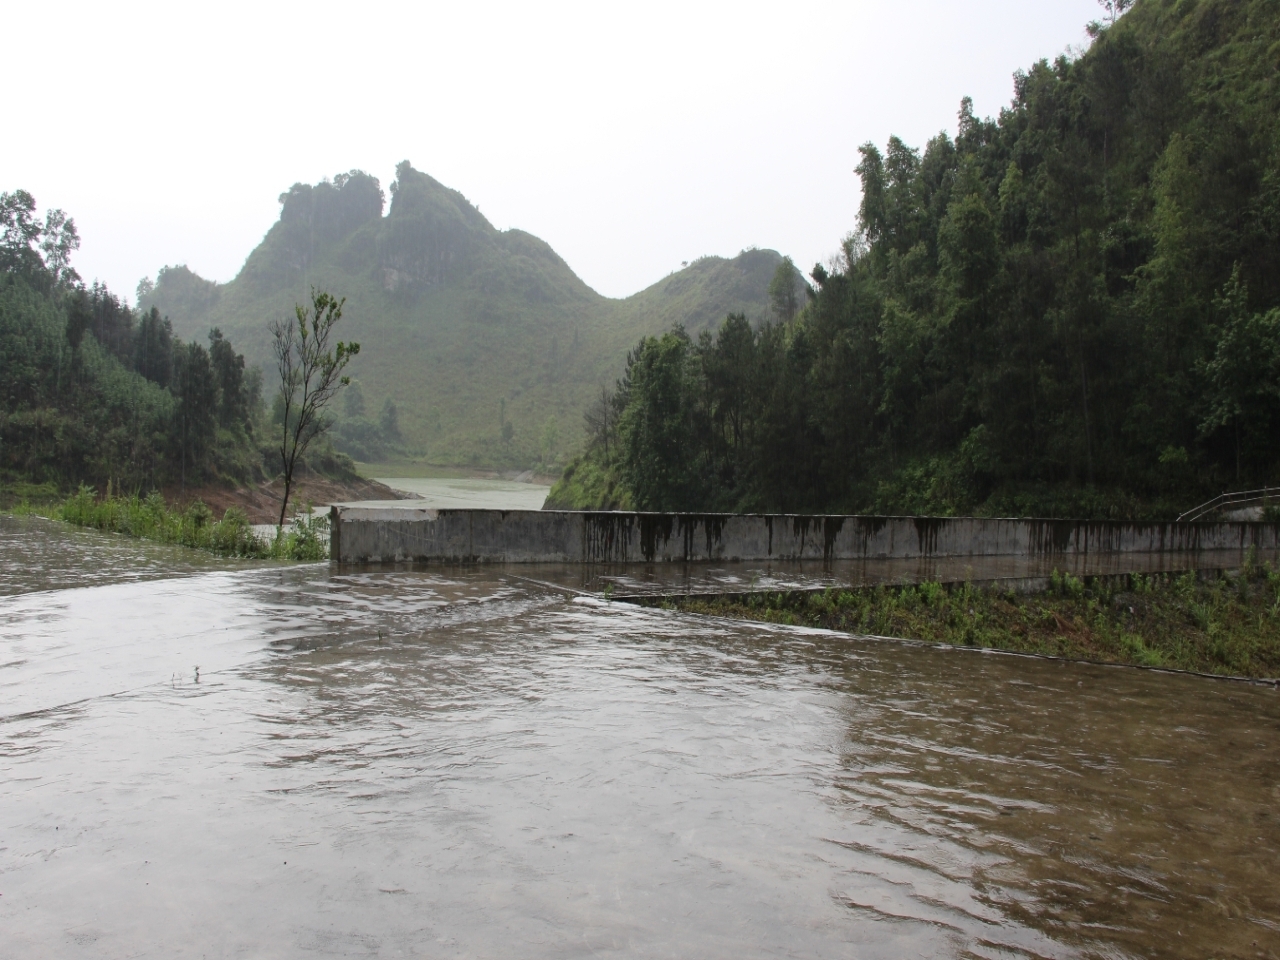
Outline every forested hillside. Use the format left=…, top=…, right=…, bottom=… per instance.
left=142, top=163, right=790, bottom=470
left=1, top=190, right=264, bottom=493
left=551, top=0, right=1280, bottom=518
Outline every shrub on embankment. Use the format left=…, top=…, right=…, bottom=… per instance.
left=665, top=563, right=1280, bottom=679
left=54, top=486, right=328, bottom=560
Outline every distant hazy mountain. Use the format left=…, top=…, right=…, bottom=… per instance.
left=142, top=162, right=790, bottom=468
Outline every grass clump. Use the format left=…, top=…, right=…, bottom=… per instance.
left=54, top=486, right=328, bottom=561
left=665, top=564, right=1280, bottom=679
left=0, top=480, right=61, bottom=513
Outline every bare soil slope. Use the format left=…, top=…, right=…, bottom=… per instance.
left=166, top=475, right=416, bottom=525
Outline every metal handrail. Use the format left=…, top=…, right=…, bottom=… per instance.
left=1177, top=487, right=1280, bottom=522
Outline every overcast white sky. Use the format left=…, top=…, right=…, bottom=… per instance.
left=5, top=0, right=1102, bottom=301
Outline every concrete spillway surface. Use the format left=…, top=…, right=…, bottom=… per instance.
left=2, top=514, right=1279, bottom=957
left=490, top=550, right=1280, bottom=600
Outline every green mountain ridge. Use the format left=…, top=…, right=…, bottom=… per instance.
left=142, top=163, right=792, bottom=468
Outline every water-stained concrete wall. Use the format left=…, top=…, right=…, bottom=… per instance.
left=330, top=506, right=1280, bottom=564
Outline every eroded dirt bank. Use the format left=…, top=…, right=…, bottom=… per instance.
left=165, top=474, right=417, bottom=524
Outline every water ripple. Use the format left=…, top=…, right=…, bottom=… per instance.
left=1, top=524, right=1278, bottom=958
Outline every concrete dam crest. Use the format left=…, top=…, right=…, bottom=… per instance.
left=330, top=506, right=1280, bottom=566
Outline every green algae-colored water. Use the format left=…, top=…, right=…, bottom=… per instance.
left=374, top=475, right=549, bottom=510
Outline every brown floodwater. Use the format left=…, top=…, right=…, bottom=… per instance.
left=2, top=515, right=1278, bottom=959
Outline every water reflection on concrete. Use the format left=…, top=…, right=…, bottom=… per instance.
left=2, top=519, right=1279, bottom=958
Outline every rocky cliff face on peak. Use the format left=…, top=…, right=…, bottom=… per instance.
left=141, top=162, right=791, bottom=468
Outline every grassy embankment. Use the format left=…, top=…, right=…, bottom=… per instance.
left=543, top=449, right=630, bottom=509
left=9, top=486, right=329, bottom=561
left=660, top=564, right=1280, bottom=679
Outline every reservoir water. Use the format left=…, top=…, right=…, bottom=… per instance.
left=2, top=514, right=1278, bottom=958
left=372, top=476, right=551, bottom=511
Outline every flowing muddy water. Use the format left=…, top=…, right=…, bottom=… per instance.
left=2, top=515, right=1279, bottom=959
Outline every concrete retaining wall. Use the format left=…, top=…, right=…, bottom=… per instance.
left=330, top=506, right=1280, bottom=564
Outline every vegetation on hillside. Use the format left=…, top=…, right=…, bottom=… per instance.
left=551, top=0, right=1280, bottom=518
left=658, top=561, right=1280, bottom=680
left=1, top=189, right=359, bottom=520
left=1, top=189, right=264, bottom=492
left=140, top=163, right=794, bottom=471
left=332, top=379, right=405, bottom=463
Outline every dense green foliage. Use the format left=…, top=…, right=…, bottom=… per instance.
left=331, top=380, right=405, bottom=462
left=664, top=562, right=1280, bottom=679
left=1, top=191, right=263, bottom=491
left=56, top=486, right=328, bottom=560
left=141, top=163, right=791, bottom=471
left=554, top=0, right=1280, bottom=517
